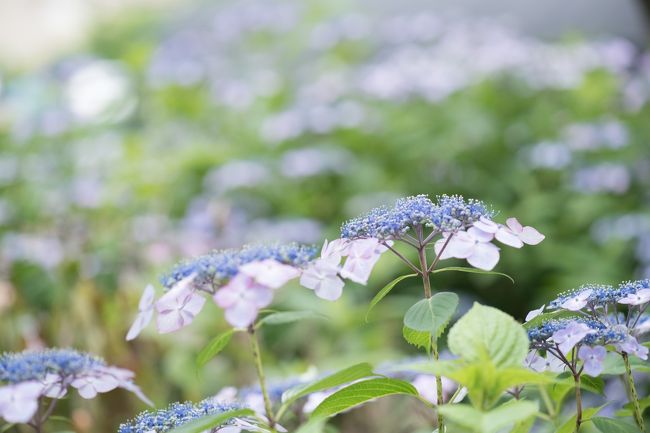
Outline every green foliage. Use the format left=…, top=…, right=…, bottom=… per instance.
left=257, top=310, right=327, bottom=327
left=556, top=405, right=607, bottom=433
left=311, top=378, right=418, bottom=419
left=166, top=409, right=255, bottom=433
left=402, top=326, right=432, bottom=352
left=403, top=292, right=459, bottom=341
left=280, top=363, right=375, bottom=413
left=195, top=329, right=236, bottom=370
left=365, top=273, right=417, bottom=322
left=430, top=267, right=514, bottom=284
left=448, top=303, right=529, bottom=367
left=438, top=400, right=538, bottom=433
left=591, top=417, right=641, bottom=433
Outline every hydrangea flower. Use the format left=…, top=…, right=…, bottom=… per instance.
left=578, top=346, right=607, bottom=376
left=118, top=399, right=244, bottom=433
left=128, top=244, right=326, bottom=334
left=338, top=194, right=543, bottom=274
left=0, top=349, right=150, bottom=424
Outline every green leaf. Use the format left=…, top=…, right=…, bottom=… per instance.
left=281, top=363, right=375, bottom=409
left=430, top=266, right=514, bottom=284
left=438, top=400, right=538, bottom=433
left=556, top=405, right=607, bottom=433
left=311, top=378, right=418, bottom=419
left=258, top=310, right=327, bottom=327
left=510, top=415, right=537, bottom=433
left=294, top=420, right=327, bottom=433
left=365, top=273, right=417, bottom=322
left=196, top=329, right=235, bottom=370
left=403, top=292, right=459, bottom=340
left=621, top=396, right=650, bottom=413
left=402, top=326, right=431, bottom=352
left=523, top=310, right=579, bottom=330
left=447, top=303, right=529, bottom=367
left=166, top=409, right=255, bottom=433
left=592, top=417, right=641, bottom=433
left=1, top=424, right=15, bottom=433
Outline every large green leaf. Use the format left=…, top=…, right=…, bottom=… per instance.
left=257, top=310, right=327, bottom=327
left=430, top=266, right=514, bottom=284
left=294, top=420, right=326, bottom=433
left=280, top=363, right=375, bottom=410
left=438, top=400, right=538, bottom=433
left=365, top=273, right=417, bottom=322
left=311, top=378, right=418, bottom=419
left=591, top=417, right=641, bottom=433
left=166, top=408, right=255, bottom=433
left=403, top=292, right=459, bottom=340
left=196, top=329, right=235, bottom=369
left=447, top=303, right=529, bottom=367
left=510, top=415, right=537, bottom=433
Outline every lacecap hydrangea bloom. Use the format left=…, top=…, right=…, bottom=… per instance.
left=128, top=243, right=355, bottom=337
left=0, top=348, right=150, bottom=423
left=333, top=194, right=543, bottom=278
left=118, top=398, right=244, bottom=433
left=525, top=280, right=650, bottom=377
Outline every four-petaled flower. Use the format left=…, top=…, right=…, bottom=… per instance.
left=474, top=217, right=545, bottom=248
left=340, top=239, right=387, bottom=284
left=434, top=228, right=500, bottom=271
left=616, top=336, right=649, bottom=360
left=213, top=274, right=273, bottom=328
left=578, top=345, right=606, bottom=376
left=156, top=276, right=206, bottom=333
left=552, top=322, right=595, bottom=354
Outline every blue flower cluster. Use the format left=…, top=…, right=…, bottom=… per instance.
left=548, top=281, right=647, bottom=309
left=161, top=243, right=318, bottom=289
left=0, top=349, right=104, bottom=384
left=527, top=318, right=628, bottom=346
left=118, top=399, right=241, bottom=433
left=340, top=194, right=491, bottom=240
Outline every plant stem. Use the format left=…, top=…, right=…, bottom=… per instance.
left=623, top=352, right=646, bottom=432
left=574, top=373, right=582, bottom=433
left=248, top=326, right=277, bottom=431
left=415, top=227, right=444, bottom=432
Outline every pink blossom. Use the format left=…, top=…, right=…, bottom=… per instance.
left=126, top=284, right=155, bottom=341
left=474, top=217, right=545, bottom=247
left=578, top=346, right=606, bottom=376
left=340, top=238, right=387, bottom=284
left=155, top=276, right=206, bottom=334
left=213, top=274, right=273, bottom=328
left=300, top=259, right=345, bottom=300
left=434, top=228, right=500, bottom=271
left=552, top=322, right=595, bottom=355
left=239, top=259, right=300, bottom=289
left=0, top=381, right=42, bottom=423
left=616, top=336, right=649, bottom=360
left=525, top=351, right=565, bottom=373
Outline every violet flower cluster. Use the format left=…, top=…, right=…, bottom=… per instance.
left=339, top=194, right=544, bottom=271
left=118, top=398, right=243, bottom=433
left=0, top=349, right=150, bottom=423
left=525, top=279, right=650, bottom=376
left=128, top=241, right=394, bottom=336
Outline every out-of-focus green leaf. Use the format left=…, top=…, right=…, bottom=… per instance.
left=365, top=273, right=417, bottom=322
left=311, top=378, right=418, bottom=419
left=196, top=329, right=235, bottom=369
left=166, top=408, right=254, bottom=433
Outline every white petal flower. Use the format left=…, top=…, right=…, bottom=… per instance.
left=560, top=289, right=593, bottom=311
left=0, top=381, right=42, bottom=423
left=618, top=289, right=650, bottom=306
left=155, top=276, right=205, bottom=333
left=525, top=305, right=545, bottom=322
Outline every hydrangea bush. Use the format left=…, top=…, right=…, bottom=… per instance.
left=2, top=193, right=648, bottom=433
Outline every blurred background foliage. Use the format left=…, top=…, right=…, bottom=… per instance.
left=0, top=0, right=649, bottom=431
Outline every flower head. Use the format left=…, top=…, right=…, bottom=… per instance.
left=0, top=349, right=149, bottom=424
left=118, top=399, right=243, bottom=433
